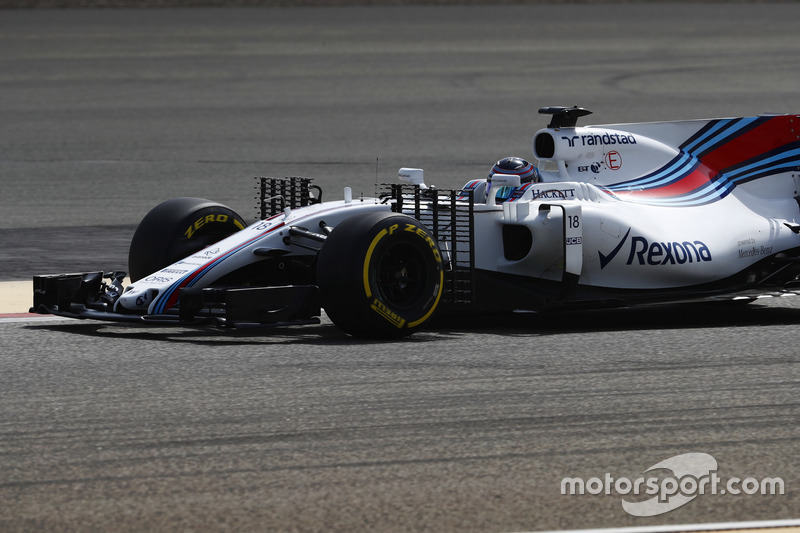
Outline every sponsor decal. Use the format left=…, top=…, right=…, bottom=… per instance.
left=562, top=132, right=637, bottom=148
left=184, top=214, right=241, bottom=239
left=605, top=150, right=622, bottom=170
left=599, top=227, right=712, bottom=269
left=737, top=238, right=773, bottom=259
left=142, top=275, right=172, bottom=284
left=370, top=298, right=406, bottom=328
left=738, top=246, right=774, bottom=258
left=598, top=227, right=631, bottom=269
left=402, top=223, right=442, bottom=263
left=578, top=152, right=622, bottom=173
left=532, top=188, right=576, bottom=200
left=134, top=290, right=154, bottom=308
left=627, top=237, right=712, bottom=266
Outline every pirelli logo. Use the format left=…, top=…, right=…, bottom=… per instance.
left=370, top=298, right=406, bottom=329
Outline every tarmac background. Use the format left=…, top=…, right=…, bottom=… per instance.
left=2, top=0, right=796, bottom=8
left=1, top=3, right=799, bottom=531
left=3, top=2, right=800, bottom=280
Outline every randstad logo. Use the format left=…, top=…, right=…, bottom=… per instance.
left=560, top=452, right=785, bottom=517
left=599, top=228, right=712, bottom=269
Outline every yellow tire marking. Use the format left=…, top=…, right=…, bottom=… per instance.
left=362, top=228, right=388, bottom=300
left=362, top=224, right=443, bottom=330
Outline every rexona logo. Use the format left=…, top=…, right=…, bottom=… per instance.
left=599, top=228, right=712, bottom=269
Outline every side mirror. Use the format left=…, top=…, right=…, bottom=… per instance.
left=489, top=173, right=521, bottom=188
left=398, top=167, right=428, bottom=189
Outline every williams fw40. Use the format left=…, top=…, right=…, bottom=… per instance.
left=32, top=106, right=800, bottom=338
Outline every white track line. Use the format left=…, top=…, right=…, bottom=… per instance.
left=0, top=280, right=32, bottom=314
left=530, top=518, right=800, bottom=533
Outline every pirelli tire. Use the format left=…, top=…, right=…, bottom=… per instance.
left=128, top=197, right=246, bottom=282
left=317, top=212, right=444, bottom=339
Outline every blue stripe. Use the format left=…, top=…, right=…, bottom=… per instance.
left=152, top=249, right=239, bottom=314
left=604, top=117, right=799, bottom=207
left=650, top=179, right=736, bottom=205
left=151, top=223, right=286, bottom=314
left=614, top=173, right=735, bottom=207
left=605, top=152, right=696, bottom=191
left=682, top=118, right=757, bottom=155
left=681, top=119, right=732, bottom=153
left=653, top=179, right=734, bottom=206
left=726, top=148, right=800, bottom=182
left=153, top=273, right=191, bottom=314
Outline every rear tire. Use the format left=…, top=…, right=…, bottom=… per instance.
left=128, top=197, right=246, bottom=282
left=316, top=212, right=444, bottom=338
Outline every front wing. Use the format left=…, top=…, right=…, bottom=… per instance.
left=31, top=271, right=321, bottom=328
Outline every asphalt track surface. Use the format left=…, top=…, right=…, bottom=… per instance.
left=1, top=4, right=799, bottom=532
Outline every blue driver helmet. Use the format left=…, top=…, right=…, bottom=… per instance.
left=489, top=156, right=539, bottom=183
left=488, top=156, right=539, bottom=202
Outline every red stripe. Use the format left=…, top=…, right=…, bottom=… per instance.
left=617, top=163, right=717, bottom=199
left=702, top=116, right=797, bottom=171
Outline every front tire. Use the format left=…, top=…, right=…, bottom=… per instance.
left=316, top=212, right=444, bottom=338
left=128, top=197, right=246, bottom=282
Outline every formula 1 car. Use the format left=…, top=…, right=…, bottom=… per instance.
left=32, top=106, right=800, bottom=338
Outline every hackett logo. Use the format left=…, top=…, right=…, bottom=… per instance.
left=599, top=228, right=713, bottom=269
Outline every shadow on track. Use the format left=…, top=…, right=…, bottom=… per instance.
left=25, top=300, right=800, bottom=345
left=434, top=300, right=800, bottom=335
left=24, top=321, right=357, bottom=346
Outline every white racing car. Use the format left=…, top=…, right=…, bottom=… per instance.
left=32, top=106, right=800, bottom=338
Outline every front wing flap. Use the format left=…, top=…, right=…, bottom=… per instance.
left=31, top=272, right=321, bottom=328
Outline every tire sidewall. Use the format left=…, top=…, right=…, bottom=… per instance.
left=317, top=212, right=443, bottom=338
left=128, top=197, right=246, bottom=281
